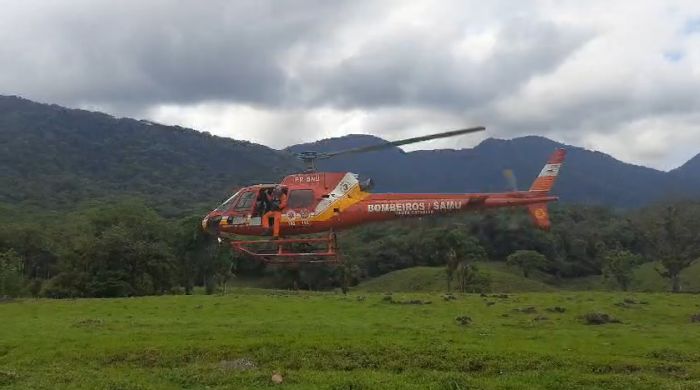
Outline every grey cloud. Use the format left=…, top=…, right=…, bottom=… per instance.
left=1, top=1, right=700, bottom=169
left=0, top=0, right=356, bottom=109
left=0, top=1, right=589, bottom=113
left=299, top=18, right=591, bottom=111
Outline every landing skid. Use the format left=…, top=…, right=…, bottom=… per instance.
left=230, top=232, right=342, bottom=265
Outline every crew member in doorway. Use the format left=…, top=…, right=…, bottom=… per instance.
left=271, top=185, right=288, bottom=210
left=262, top=185, right=288, bottom=237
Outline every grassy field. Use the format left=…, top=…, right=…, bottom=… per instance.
left=2, top=291, right=700, bottom=389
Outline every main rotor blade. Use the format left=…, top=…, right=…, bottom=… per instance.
left=320, top=126, right=485, bottom=159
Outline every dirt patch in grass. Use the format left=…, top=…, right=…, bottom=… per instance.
left=545, top=306, right=566, bottom=313
left=587, top=362, right=642, bottom=374
left=648, top=349, right=700, bottom=363
left=455, top=316, right=472, bottom=326
left=513, top=306, right=537, bottom=314
left=0, top=345, right=12, bottom=358
left=653, top=363, right=689, bottom=379
left=73, top=319, right=104, bottom=328
left=383, top=296, right=432, bottom=305
left=442, top=293, right=456, bottom=301
left=219, top=357, right=257, bottom=371
left=581, top=312, right=621, bottom=325
left=690, top=313, right=700, bottom=323
left=614, top=298, right=644, bottom=309
left=0, top=370, right=18, bottom=385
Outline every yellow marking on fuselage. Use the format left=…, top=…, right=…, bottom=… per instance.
left=279, top=184, right=369, bottom=224
left=314, top=185, right=369, bottom=221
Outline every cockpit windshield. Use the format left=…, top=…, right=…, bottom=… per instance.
left=215, top=190, right=243, bottom=212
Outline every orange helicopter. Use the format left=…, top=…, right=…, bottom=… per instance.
left=202, top=127, right=566, bottom=264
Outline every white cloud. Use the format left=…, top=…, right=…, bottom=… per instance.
left=146, top=102, right=485, bottom=150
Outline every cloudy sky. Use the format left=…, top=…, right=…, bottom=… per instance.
left=1, top=1, right=700, bottom=170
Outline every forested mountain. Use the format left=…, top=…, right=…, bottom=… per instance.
left=289, top=135, right=697, bottom=208
left=1, top=95, right=699, bottom=215
left=672, top=153, right=700, bottom=191
left=1, top=95, right=699, bottom=297
left=0, top=95, right=301, bottom=216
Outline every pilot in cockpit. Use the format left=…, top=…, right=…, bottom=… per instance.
left=255, top=188, right=273, bottom=216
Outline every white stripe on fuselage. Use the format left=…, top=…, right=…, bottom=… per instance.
left=313, top=173, right=360, bottom=215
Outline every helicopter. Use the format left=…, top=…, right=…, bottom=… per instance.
left=202, top=127, right=566, bottom=264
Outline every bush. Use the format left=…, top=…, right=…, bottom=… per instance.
left=86, top=275, right=134, bottom=298
left=40, top=272, right=88, bottom=298
left=0, top=249, right=23, bottom=297
left=455, top=263, right=491, bottom=293
left=26, top=279, right=43, bottom=298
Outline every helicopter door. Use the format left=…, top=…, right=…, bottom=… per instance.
left=285, top=189, right=316, bottom=226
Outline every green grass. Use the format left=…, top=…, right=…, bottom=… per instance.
left=2, top=291, right=700, bottom=389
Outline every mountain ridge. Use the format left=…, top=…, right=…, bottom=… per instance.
left=1, top=94, right=698, bottom=212
left=0, top=94, right=302, bottom=216
left=288, top=134, right=694, bottom=207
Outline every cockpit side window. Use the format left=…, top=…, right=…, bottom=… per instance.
left=233, top=191, right=256, bottom=211
left=215, top=192, right=241, bottom=211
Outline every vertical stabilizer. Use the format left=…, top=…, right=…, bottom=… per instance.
left=527, top=149, right=566, bottom=230
left=529, top=149, right=566, bottom=193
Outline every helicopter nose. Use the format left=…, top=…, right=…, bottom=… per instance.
left=202, top=214, right=222, bottom=234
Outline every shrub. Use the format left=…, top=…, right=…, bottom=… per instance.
left=40, top=272, right=88, bottom=298
left=454, top=263, right=490, bottom=293
left=0, top=249, right=23, bottom=297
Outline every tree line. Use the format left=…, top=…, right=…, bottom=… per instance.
left=338, top=200, right=700, bottom=292
left=1, top=199, right=699, bottom=297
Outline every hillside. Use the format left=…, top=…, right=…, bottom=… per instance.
left=0, top=95, right=302, bottom=216
left=355, top=263, right=555, bottom=293
left=672, top=153, right=700, bottom=192
left=289, top=134, right=696, bottom=207
left=355, top=261, right=700, bottom=293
